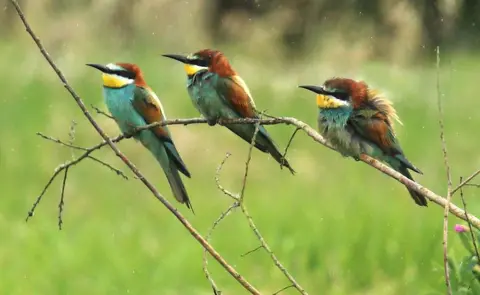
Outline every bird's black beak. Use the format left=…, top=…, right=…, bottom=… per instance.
left=298, top=85, right=328, bottom=95
left=86, top=63, right=109, bottom=73
left=161, top=54, right=190, bottom=64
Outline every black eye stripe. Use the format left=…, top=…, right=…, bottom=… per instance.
left=189, top=58, right=209, bottom=67
left=104, top=68, right=136, bottom=79
left=333, top=92, right=349, bottom=101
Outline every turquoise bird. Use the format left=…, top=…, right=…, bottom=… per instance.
left=299, top=78, right=426, bottom=206
left=86, top=62, right=193, bottom=211
left=162, top=49, right=295, bottom=174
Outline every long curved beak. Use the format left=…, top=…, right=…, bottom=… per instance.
left=298, top=85, right=328, bottom=95
left=86, top=63, right=109, bottom=73
left=161, top=54, right=190, bottom=64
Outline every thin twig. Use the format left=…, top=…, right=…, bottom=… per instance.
left=37, top=132, right=129, bottom=179
left=91, top=104, right=114, bottom=119
left=203, top=202, right=239, bottom=294
left=239, top=121, right=261, bottom=202
left=58, top=167, right=69, bottom=230
left=239, top=120, right=309, bottom=295
left=282, top=127, right=300, bottom=161
left=272, top=285, right=295, bottom=295
left=215, top=153, right=239, bottom=201
left=202, top=153, right=242, bottom=293
left=240, top=245, right=264, bottom=257
left=459, top=176, right=480, bottom=261
left=11, top=1, right=260, bottom=293
left=68, top=120, right=77, bottom=159
left=452, top=170, right=480, bottom=194
left=437, top=46, right=453, bottom=295
left=26, top=163, right=65, bottom=221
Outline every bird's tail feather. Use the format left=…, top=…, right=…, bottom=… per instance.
left=165, top=162, right=194, bottom=212
left=146, top=138, right=193, bottom=212
left=397, top=164, right=427, bottom=207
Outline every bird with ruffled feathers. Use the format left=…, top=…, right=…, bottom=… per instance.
left=162, top=49, right=295, bottom=174
left=299, top=78, right=426, bottom=206
left=86, top=62, right=194, bottom=211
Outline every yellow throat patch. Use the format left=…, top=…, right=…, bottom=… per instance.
left=102, top=73, right=131, bottom=88
left=316, top=94, right=347, bottom=108
left=184, top=64, right=207, bottom=76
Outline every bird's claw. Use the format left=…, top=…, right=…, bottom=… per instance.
left=207, top=118, right=219, bottom=126
left=353, top=156, right=360, bottom=161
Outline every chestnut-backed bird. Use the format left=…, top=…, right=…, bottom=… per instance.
left=86, top=62, right=193, bottom=211
left=299, top=78, right=426, bottom=206
left=162, top=49, right=295, bottom=174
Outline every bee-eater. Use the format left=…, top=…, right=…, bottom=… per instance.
left=299, top=78, right=426, bottom=206
left=162, top=49, right=295, bottom=174
left=86, top=62, right=193, bottom=211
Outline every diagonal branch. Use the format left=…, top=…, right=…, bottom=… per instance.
left=10, top=1, right=260, bottom=294
left=436, top=46, right=453, bottom=295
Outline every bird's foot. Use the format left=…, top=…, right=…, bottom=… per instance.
left=353, top=156, right=360, bottom=162
left=207, top=118, right=219, bottom=126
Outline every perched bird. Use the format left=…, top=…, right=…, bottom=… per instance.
left=298, top=78, right=426, bottom=206
left=162, top=49, right=295, bottom=174
left=86, top=62, right=193, bottom=211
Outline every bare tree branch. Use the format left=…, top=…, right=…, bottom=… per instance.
left=436, top=46, right=453, bottom=295
left=10, top=1, right=261, bottom=293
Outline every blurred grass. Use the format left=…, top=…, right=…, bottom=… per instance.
left=1, top=1, right=480, bottom=294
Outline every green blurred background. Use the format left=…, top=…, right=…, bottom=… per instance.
left=1, top=0, right=480, bottom=294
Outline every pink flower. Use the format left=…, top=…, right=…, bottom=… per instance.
left=454, top=224, right=470, bottom=233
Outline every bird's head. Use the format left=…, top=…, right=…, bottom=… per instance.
left=299, top=78, right=368, bottom=110
left=86, top=62, right=144, bottom=88
left=162, top=49, right=235, bottom=77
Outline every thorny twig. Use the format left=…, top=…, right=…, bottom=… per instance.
left=437, top=46, right=453, bottom=295
left=11, top=1, right=261, bottom=293
left=459, top=176, right=480, bottom=261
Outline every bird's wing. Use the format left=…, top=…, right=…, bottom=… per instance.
left=349, top=108, right=402, bottom=155
left=215, top=75, right=258, bottom=118
left=349, top=108, right=421, bottom=173
left=132, top=86, right=190, bottom=177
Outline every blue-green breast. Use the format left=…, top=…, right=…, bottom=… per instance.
left=103, top=84, right=145, bottom=136
left=186, top=71, right=240, bottom=120
left=317, top=106, right=375, bottom=157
